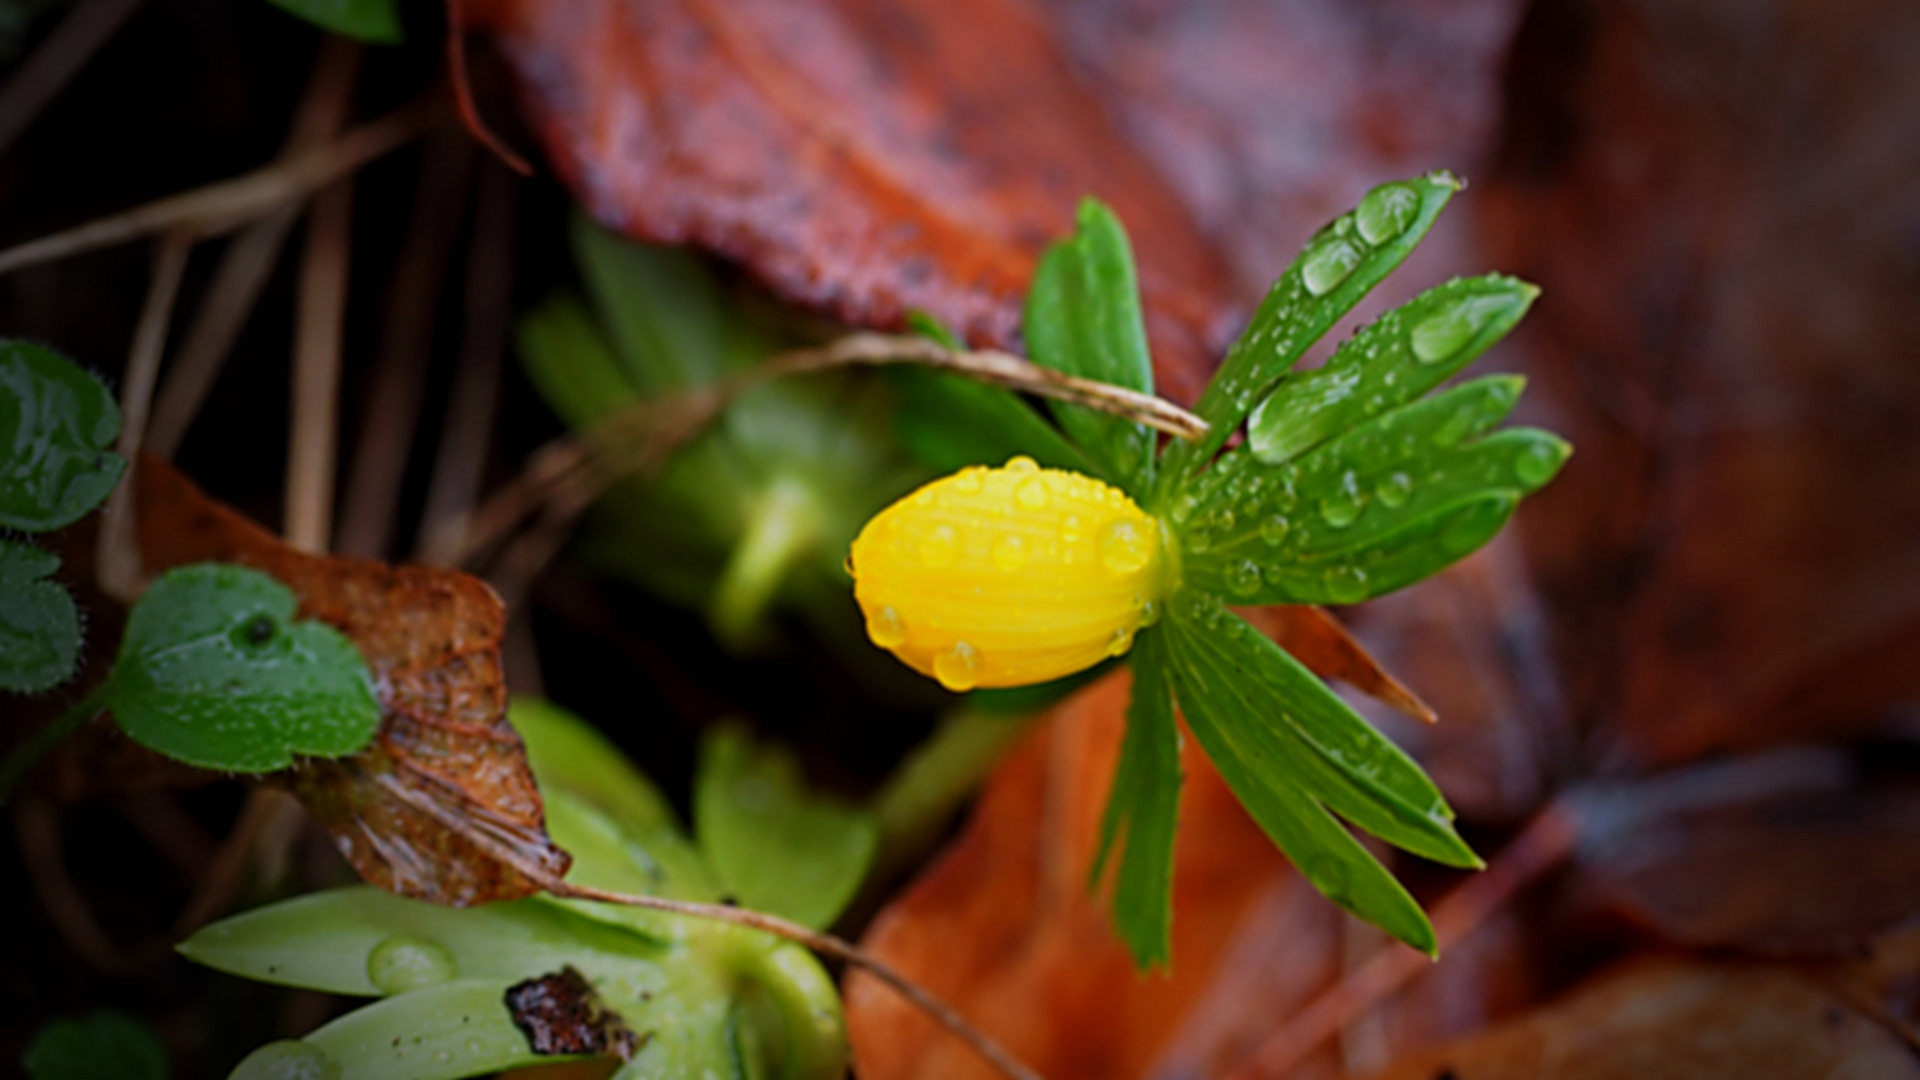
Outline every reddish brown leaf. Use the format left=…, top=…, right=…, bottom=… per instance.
left=135, top=454, right=569, bottom=905
left=456, top=0, right=1522, bottom=403
left=1365, top=955, right=1920, bottom=1080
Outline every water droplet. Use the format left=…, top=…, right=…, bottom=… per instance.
left=1106, top=626, right=1136, bottom=657
left=1376, top=472, right=1413, bottom=508
left=1301, top=237, right=1363, bottom=296
left=1260, top=514, right=1292, bottom=546
left=1004, top=455, right=1039, bottom=473
left=934, top=642, right=980, bottom=691
left=1433, top=407, right=1478, bottom=447
left=1319, top=472, right=1364, bottom=529
left=231, top=1040, right=342, bottom=1080
left=992, top=533, right=1029, bottom=570
left=1325, top=566, right=1369, bottom=605
left=1170, top=494, right=1199, bottom=524
left=954, top=469, right=983, bottom=494
left=1514, top=442, right=1562, bottom=486
left=1016, top=477, right=1049, bottom=509
left=1061, top=515, right=1083, bottom=544
left=367, top=935, right=457, bottom=994
left=1101, top=520, right=1153, bottom=574
left=1139, top=599, right=1161, bottom=627
left=1186, top=527, right=1215, bottom=554
left=1411, top=295, right=1506, bottom=365
left=1227, top=561, right=1262, bottom=597
left=918, top=523, right=957, bottom=567
left=1355, top=182, right=1420, bottom=245
left=911, top=486, right=936, bottom=507
left=867, top=605, right=906, bottom=648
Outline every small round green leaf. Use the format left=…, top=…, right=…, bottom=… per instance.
left=110, top=563, right=380, bottom=772
left=0, top=538, right=80, bottom=693
left=24, top=1010, right=169, bottom=1080
left=0, top=339, right=126, bottom=533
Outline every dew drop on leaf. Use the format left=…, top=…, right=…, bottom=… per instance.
left=1355, top=182, right=1421, bottom=245
left=1376, top=472, right=1413, bottom=508
left=1514, top=441, right=1563, bottom=486
left=1325, top=565, right=1369, bottom=604
left=230, top=1039, right=341, bottom=1080
left=1227, top=561, right=1262, bottom=597
left=1259, top=514, right=1292, bottom=547
left=367, top=935, right=457, bottom=994
left=1301, top=236, right=1363, bottom=296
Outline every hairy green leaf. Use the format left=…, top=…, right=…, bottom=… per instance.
left=1024, top=199, right=1156, bottom=492
left=0, top=539, right=78, bottom=693
left=109, top=564, right=379, bottom=772
left=0, top=339, right=125, bottom=533
left=263, top=0, right=401, bottom=43
left=1247, top=274, right=1538, bottom=465
left=24, top=1011, right=168, bottom=1080
left=1182, top=377, right=1569, bottom=604
left=1162, top=593, right=1438, bottom=953
left=1091, top=629, right=1181, bottom=970
left=695, top=723, right=879, bottom=929
left=1164, top=590, right=1478, bottom=867
left=1156, top=174, right=1459, bottom=503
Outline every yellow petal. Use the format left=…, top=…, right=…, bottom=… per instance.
left=848, top=457, right=1172, bottom=690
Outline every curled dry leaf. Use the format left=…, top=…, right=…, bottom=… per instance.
left=1363, top=955, right=1920, bottom=1080
left=135, top=454, right=570, bottom=905
left=454, top=0, right=1522, bottom=404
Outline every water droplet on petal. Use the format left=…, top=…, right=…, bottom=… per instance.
left=1139, top=598, right=1161, bottom=627
left=231, top=1040, right=342, bottom=1080
left=1356, top=182, right=1420, bottom=245
left=934, top=642, right=980, bottom=691
left=919, top=523, right=957, bottom=567
left=867, top=605, right=906, bottom=647
left=954, top=469, right=984, bottom=494
left=1101, top=520, right=1153, bottom=574
left=1227, top=561, right=1262, bottom=597
left=1302, top=237, right=1362, bottom=296
left=1004, top=455, right=1039, bottom=473
left=1106, top=626, right=1136, bottom=657
left=992, top=533, right=1029, bottom=570
left=1016, top=477, right=1049, bottom=509
left=1376, top=472, right=1413, bottom=508
left=367, top=935, right=457, bottom=994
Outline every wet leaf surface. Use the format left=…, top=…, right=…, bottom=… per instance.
left=136, top=455, right=570, bottom=905
left=0, top=538, right=79, bottom=694
left=0, top=339, right=125, bottom=534
left=458, top=0, right=1523, bottom=404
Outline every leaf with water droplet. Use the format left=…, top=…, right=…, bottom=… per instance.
left=0, top=339, right=126, bottom=534
left=1023, top=199, right=1157, bottom=494
left=106, top=563, right=380, bottom=773
left=0, top=539, right=79, bottom=694
left=1090, top=630, right=1181, bottom=970
left=695, top=723, right=879, bottom=930
left=1157, top=173, right=1461, bottom=501
left=1247, top=275, right=1538, bottom=466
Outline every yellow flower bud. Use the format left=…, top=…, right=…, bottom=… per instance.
left=848, top=456, right=1172, bottom=691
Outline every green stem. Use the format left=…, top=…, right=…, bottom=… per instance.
left=708, top=476, right=819, bottom=651
left=0, top=681, right=112, bottom=806
left=867, top=707, right=1040, bottom=887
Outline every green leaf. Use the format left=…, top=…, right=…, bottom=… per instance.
left=1247, top=275, right=1538, bottom=465
left=1023, top=199, right=1156, bottom=492
left=0, top=538, right=78, bottom=693
left=1091, top=630, right=1181, bottom=970
left=235, top=981, right=557, bottom=1080
left=108, top=564, right=379, bottom=772
left=1156, top=174, right=1459, bottom=502
left=263, top=0, right=401, bottom=43
left=1161, top=593, right=1454, bottom=953
left=1163, top=591, right=1478, bottom=868
left=0, top=339, right=126, bottom=533
left=24, top=1011, right=168, bottom=1080
left=1181, top=377, right=1570, bottom=604
left=572, top=215, right=740, bottom=394
left=695, top=723, right=879, bottom=929
left=888, top=367, right=1103, bottom=478
left=516, top=294, right=642, bottom=427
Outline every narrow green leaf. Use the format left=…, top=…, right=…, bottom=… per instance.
left=516, top=294, right=642, bottom=427
left=695, top=723, right=879, bottom=929
left=0, top=339, right=126, bottom=533
left=888, top=367, right=1104, bottom=479
left=1024, top=199, right=1156, bottom=492
left=244, top=980, right=552, bottom=1080
left=1091, top=630, right=1181, bottom=970
left=1162, top=598, right=1438, bottom=953
left=1248, top=275, right=1538, bottom=465
left=109, top=564, right=379, bottom=772
left=0, top=538, right=78, bottom=693
left=1164, top=592, right=1478, bottom=868
left=1156, top=174, right=1459, bottom=502
left=1182, top=377, right=1569, bottom=604
left=572, top=215, right=738, bottom=393
left=263, top=0, right=401, bottom=43
left=25, top=1011, right=168, bottom=1080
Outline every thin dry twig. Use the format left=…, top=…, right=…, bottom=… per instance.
left=0, top=0, right=144, bottom=156
left=284, top=177, right=353, bottom=553
left=0, top=99, right=437, bottom=277
left=419, top=332, right=1207, bottom=572
left=97, top=231, right=192, bottom=601
left=146, top=39, right=364, bottom=460
left=1225, top=801, right=1582, bottom=1080
left=553, top=881, right=1047, bottom=1080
